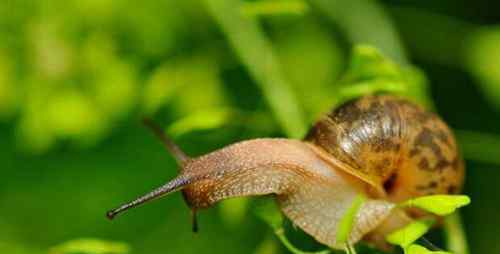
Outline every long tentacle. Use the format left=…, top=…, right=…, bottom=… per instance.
left=106, top=175, right=193, bottom=220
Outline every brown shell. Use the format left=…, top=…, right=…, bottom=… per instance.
left=305, top=95, right=464, bottom=202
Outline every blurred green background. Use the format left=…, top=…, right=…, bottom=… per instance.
left=1, top=0, right=500, bottom=253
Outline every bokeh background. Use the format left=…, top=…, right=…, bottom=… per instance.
left=1, top=0, right=500, bottom=253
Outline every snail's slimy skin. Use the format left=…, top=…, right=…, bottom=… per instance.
left=180, top=138, right=395, bottom=248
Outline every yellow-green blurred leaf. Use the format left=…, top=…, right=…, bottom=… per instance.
left=16, top=83, right=56, bottom=153
left=400, top=67, right=433, bottom=110
left=91, top=63, right=138, bottom=118
left=82, top=33, right=117, bottom=72
left=29, top=22, right=74, bottom=79
left=341, top=45, right=401, bottom=82
left=406, top=244, right=451, bottom=254
left=336, top=45, right=431, bottom=108
left=241, top=0, right=309, bottom=16
left=386, top=218, right=435, bottom=248
left=49, top=238, right=130, bottom=254
left=168, top=108, right=233, bottom=137
left=338, top=80, right=406, bottom=100
left=143, top=63, right=184, bottom=115
left=46, top=89, right=103, bottom=138
left=83, top=34, right=139, bottom=118
left=143, top=55, right=227, bottom=116
left=401, top=195, right=471, bottom=216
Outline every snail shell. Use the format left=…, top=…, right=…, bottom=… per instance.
left=106, top=95, right=464, bottom=250
left=306, top=95, right=464, bottom=201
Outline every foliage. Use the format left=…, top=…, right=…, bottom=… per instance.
left=386, top=219, right=436, bottom=249
left=336, top=195, right=366, bottom=246
left=0, top=0, right=498, bottom=254
left=49, top=239, right=130, bottom=254
left=406, top=244, right=451, bottom=254
left=400, top=195, right=471, bottom=216
left=386, top=194, right=471, bottom=253
left=334, top=45, right=431, bottom=108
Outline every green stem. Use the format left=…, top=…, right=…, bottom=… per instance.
left=344, top=243, right=357, bottom=254
left=387, top=6, right=474, bottom=68
left=203, top=0, right=307, bottom=138
left=274, top=228, right=331, bottom=254
left=457, top=130, right=500, bottom=165
left=309, top=0, right=408, bottom=64
left=444, top=213, right=469, bottom=254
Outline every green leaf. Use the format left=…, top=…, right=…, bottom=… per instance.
left=401, top=195, right=471, bottom=216
left=338, top=80, right=406, bottom=101
left=336, top=194, right=366, bottom=245
left=386, top=218, right=435, bottom=248
left=341, top=45, right=401, bottom=83
left=167, top=108, right=233, bottom=137
left=49, top=238, right=130, bottom=254
left=142, top=55, right=226, bottom=116
left=334, top=45, right=431, bottom=109
left=406, top=244, right=452, bottom=254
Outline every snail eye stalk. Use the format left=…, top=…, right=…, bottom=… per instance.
left=142, top=118, right=190, bottom=165
left=107, top=118, right=198, bottom=232
left=106, top=175, right=192, bottom=220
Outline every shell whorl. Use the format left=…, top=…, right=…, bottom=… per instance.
left=306, top=95, right=464, bottom=202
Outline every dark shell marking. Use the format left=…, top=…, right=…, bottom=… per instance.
left=306, top=95, right=464, bottom=202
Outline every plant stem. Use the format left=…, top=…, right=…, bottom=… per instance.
left=387, top=6, right=474, bottom=68
left=309, top=0, right=408, bottom=65
left=203, top=0, right=308, bottom=139
left=457, top=130, right=500, bottom=165
left=444, top=213, right=469, bottom=254
left=274, top=228, right=331, bottom=254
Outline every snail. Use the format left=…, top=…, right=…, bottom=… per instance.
left=106, top=95, right=464, bottom=250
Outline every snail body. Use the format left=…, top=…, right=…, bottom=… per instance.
left=107, top=95, right=464, bottom=249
